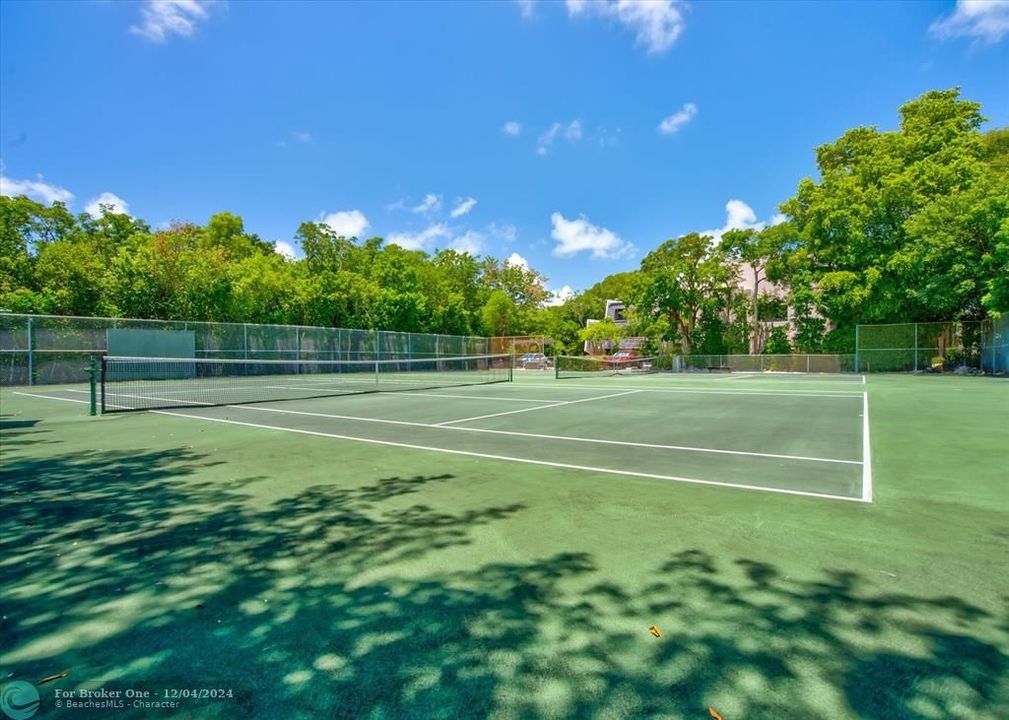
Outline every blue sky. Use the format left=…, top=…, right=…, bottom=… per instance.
left=1, top=1, right=1007, bottom=301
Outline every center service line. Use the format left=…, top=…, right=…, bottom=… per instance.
left=434, top=389, right=643, bottom=427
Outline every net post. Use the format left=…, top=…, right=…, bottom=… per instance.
left=99, top=355, right=107, bottom=414
left=86, top=354, right=98, bottom=416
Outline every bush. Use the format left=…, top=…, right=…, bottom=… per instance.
left=763, top=326, right=792, bottom=354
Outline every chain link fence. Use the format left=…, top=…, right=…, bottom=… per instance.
left=0, top=313, right=490, bottom=386
left=982, top=315, right=1008, bottom=375
left=675, top=354, right=857, bottom=373
left=854, top=320, right=998, bottom=373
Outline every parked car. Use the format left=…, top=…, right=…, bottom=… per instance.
left=517, top=352, right=549, bottom=370
left=604, top=350, right=639, bottom=362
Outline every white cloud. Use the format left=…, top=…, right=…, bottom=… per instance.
left=537, top=120, right=583, bottom=155
left=550, top=212, right=635, bottom=259
left=292, top=131, right=313, bottom=143
left=566, top=0, right=687, bottom=54
left=488, top=222, right=518, bottom=243
left=702, top=199, right=783, bottom=243
left=0, top=174, right=74, bottom=205
left=274, top=241, right=297, bottom=259
left=320, top=209, right=370, bottom=238
left=450, top=230, right=484, bottom=255
left=411, top=193, right=442, bottom=214
left=538, top=123, right=561, bottom=153
left=129, top=0, right=214, bottom=43
left=505, top=252, right=529, bottom=268
left=724, top=199, right=758, bottom=229
left=85, top=192, right=130, bottom=217
left=930, top=0, right=1009, bottom=44
left=387, top=223, right=450, bottom=251
left=543, top=285, right=576, bottom=307
left=515, top=0, right=536, bottom=19
left=658, top=102, right=697, bottom=135
left=502, top=121, right=522, bottom=136
left=450, top=197, right=478, bottom=218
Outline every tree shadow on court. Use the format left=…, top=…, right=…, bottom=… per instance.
left=0, top=416, right=56, bottom=450
left=3, top=419, right=1007, bottom=719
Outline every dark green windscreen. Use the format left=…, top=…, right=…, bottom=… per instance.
left=106, top=329, right=196, bottom=379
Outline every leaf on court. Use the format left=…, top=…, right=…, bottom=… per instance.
left=648, top=625, right=661, bottom=637
left=37, top=670, right=70, bottom=685
left=709, top=707, right=724, bottom=720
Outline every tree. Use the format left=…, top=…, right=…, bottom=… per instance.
left=202, top=212, right=272, bottom=260
left=763, top=326, right=792, bottom=354
left=296, top=221, right=359, bottom=274
left=633, top=233, right=733, bottom=353
left=780, top=88, right=1006, bottom=343
left=577, top=318, right=623, bottom=354
left=480, top=290, right=520, bottom=337
left=720, top=226, right=791, bottom=353
left=481, top=256, right=550, bottom=308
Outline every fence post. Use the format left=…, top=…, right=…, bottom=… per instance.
left=243, top=323, right=248, bottom=359
left=26, top=316, right=33, bottom=386
left=807, top=355, right=810, bottom=373
left=914, top=323, right=918, bottom=372
left=855, top=325, right=860, bottom=373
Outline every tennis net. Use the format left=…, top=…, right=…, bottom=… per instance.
left=555, top=355, right=663, bottom=379
left=101, top=354, right=512, bottom=412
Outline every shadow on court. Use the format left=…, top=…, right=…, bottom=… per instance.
left=1, top=420, right=1007, bottom=719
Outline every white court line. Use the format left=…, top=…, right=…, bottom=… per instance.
left=259, top=387, right=547, bottom=403
left=69, top=389, right=213, bottom=407
left=435, top=389, right=642, bottom=427
left=520, top=382, right=861, bottom=398
left=233, top=404, right=862, bottom=465
left=13, top=391, right=133, bottom=411
left=151, top=409, right=868, bottom=503
left=382, top=391, right=552, bottom=403
left=13, top=391, right=91, bottom=405
left=263, top=385, right=368, bottom=394
left=862, top=392, right=873, bottom=502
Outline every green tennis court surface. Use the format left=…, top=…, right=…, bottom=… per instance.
left=2, top=373, right=1007, bottom=718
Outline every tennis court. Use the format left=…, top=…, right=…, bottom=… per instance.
left=6, top=367, right=1009, bottom=720
left=15, top=357, right=870, bottom=502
